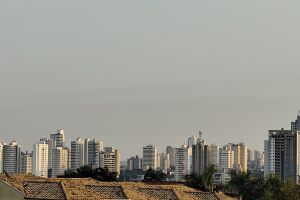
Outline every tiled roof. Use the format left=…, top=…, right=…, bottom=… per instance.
left=23, top=181, right=67, bottom=200
left=86, top=185, right=128, bottom=199
left=139, top=188, right=179, bottom=200
left=184, top=191, right=219, bottom=200
left=0, top=174, right=238, bottom=200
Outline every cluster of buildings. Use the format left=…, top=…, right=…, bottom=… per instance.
left=125, top=132, right=263, bottom=184
left=0, top=129, right=120, bottom=178
left=264, top=112, right=300, bottom=183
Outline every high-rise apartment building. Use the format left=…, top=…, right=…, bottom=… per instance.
left=219, top=147, right=234, bottom=171
left=85, top=139, right=104, bottom=168
left=0, top=141, right=5, bottom=173
left=142, top=144, right=157, bottom=170
left=291, top=111, right=300, bottom=131
left=175, top=145, right=192, bottom=181
left=156, top=153, right=160, bottom=170
left=21, top=151, right=32, bottom=174
left=51, top=147, right=69, bottom=177
left=264, top=129, right=300, bottom=183
left=127, top=156, right=142, bottom=170
left=40, top=138, right=55, bottom=174
left=228, top=143, right=248, bottom=171
left=50, top=129, right=65, bottom=147
left=99, top=148, right=120, bottom=176
left=239, top=143, right=248, bottom=171
left=166, top=146, right=176, bottom=168
left=192, top=139, right=207, bottom=176
left=70, top=137, right=84, bottom=171
left=32, top=141, right=48, bottom=178
left=208, top=144, right=219, bottom=166
left=160, top=152, right=170, bottom=172
left=3, top=141, right=21, bottom=174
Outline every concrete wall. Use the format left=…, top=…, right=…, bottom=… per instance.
left=0, top=181, right=24, bottom=200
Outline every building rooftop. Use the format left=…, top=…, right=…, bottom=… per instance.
left=0, top=173, right=237, bottom=200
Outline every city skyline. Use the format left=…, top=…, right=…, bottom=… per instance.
left=2, top=1, right=300, bottom=160
left=0, top=113, right=298, bottom=159
left=1, top=127, right=264, bottom=160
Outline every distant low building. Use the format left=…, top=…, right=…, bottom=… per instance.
left=127, top=155, right=142, bottom=170
left=213, top=169, right=231, bottom=185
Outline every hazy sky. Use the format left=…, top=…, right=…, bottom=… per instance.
left=1, top=1, right=300, bottom=159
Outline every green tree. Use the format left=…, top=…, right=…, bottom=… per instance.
left=185, top=173, right=202, bottom=189
left=143, top=168, right=166, bottom=181
left=58, top=165, right=117, bottom=182
left=202, top=164, right=217, bottom=191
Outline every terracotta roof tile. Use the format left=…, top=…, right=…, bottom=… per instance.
left=23, top=181, right=66, bottom=200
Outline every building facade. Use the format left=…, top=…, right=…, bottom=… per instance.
left=175, top=145, right=192, bottom=181
left=127, top=156, right=142, bottom=170
left=166, top=146, right=176, bottom=168
left=21, top=151, right=32, bottom=174
left=50, top=129, right=65, bottom=148
left=32, top=141, right=48, bottom=178
left=86, top=139, right=104, bottom=168
left=39, top=138, right=55, bottom=176
left=70, top=137, right=84, bottom=171
left=3, top=141, right=21, bottom=174
left=99, top=148, right=120, bottom=176
left=192, top=140, right=207, bottom=176
left=160, top=152, right=170, bottom=172
left=0, top=141, right=5, bottom=173
left=264, top=129, right=300, bottom=183
left=142, top=144, right=157, bottom=170
left=51, top=147, right=69, bottom=178
left=208, top=144, right=219, bottom=166
left=219, top=147, right=234, bottom=171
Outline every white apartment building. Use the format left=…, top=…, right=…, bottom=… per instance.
left=51, top=147, right=69, bottom=178
left=142, top=144, right=157, bottom=170
left=99, top=148, right=120, bottom=176
left=219, top=148, right=234, bottom=171
left=70, top=137, right=84, bottom=171
left=175, top=145, right=192, bottom=181
left=40, top=138, right=55, bottom=172
left=32, top=141, right=48, bottom=178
